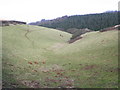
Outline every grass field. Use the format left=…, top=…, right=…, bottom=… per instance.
left=2, top=25, right=118, bottom=88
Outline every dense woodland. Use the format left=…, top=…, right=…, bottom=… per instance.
left=30, top=11, right=119, bottom=31
left=29, top=11, right=119, bottom=40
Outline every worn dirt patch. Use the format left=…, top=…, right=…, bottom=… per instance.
left=39, top=64, right=63, bottom=72
left=82, top=65, right=98, bottom=70
left=21, top=80, right=40, bottom=88
left=59, top=78, right=74, bottom=88
left=45, top=77, right=74, bottom=88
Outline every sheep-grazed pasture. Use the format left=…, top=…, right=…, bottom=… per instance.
left=2, top=25, right=118, bottom=88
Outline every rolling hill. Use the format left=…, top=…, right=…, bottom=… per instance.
left=2, top=24, right=118, bottom=88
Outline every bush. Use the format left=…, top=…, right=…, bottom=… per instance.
left=71, top=28, right=91, bottom=39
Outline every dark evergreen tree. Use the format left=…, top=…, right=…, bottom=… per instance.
left=29, top=11, right=119, bottom=31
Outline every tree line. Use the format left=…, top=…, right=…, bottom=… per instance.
left=29, top=11, right=119, bottom=32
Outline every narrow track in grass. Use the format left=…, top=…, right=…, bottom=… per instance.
left=25, top=29, right=31, bottom=41
left=24, top=29, right=35, bottom=48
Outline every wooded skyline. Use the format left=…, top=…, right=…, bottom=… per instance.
left=30, top=11, right=119, bottom=31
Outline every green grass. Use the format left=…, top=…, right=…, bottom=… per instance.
left=2, top=25, right=118, bottom=88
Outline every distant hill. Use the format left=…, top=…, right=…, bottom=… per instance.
left=29, top=11, right=119, bottom=32
left=0, top=20, right=26, bottom=26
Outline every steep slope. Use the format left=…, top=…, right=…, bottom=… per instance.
left=2, top=25, right=118, bottom=88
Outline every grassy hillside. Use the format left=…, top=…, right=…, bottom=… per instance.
left=2, top=25, right=118, bottom=88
